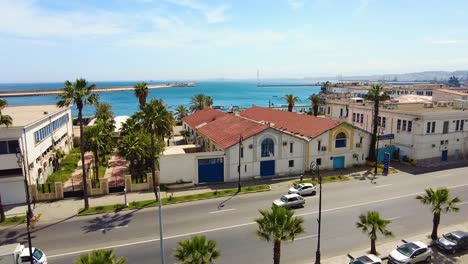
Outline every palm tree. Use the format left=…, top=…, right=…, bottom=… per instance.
left=364, top=84, right=390, bottom=162
left=190, top=94, right=213, bottom=113
left=416, top=187, right=461, bottom=240
left=134, top=81, right=149, bottom=106
left=57, top=78, right=99, bottom=210
left=0, top=99, right=13, bottom=127
left=83, top=123, right=112, bottom=181
left=356, top=211, right=393, bottom=255
left=117, top=130, right=151, bottom=182
left=74, top=249, right=127, bottom=264
left=175, top=105, right=189, bottom=120
left=308, top=94, right=320, bottom=116
left=282, top=94, right=299, bottom=112
left=255, top=206, right=305, bottom=264
left=204, top=95, right=213, bottom=108
left=174, top=235, right=220, bottom=264
left=95, top=102, right=114, bottom=121
left=180, top=130, right=191, bottom=144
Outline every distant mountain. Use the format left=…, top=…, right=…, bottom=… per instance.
left=304, top=71, right=468, bottom=82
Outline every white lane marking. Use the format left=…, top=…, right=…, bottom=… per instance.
left=458, top=202, right=468, bottom=205
left=295, top=234, right=318, bottom=241
left=209, top=208, right=236, bottom=214
left=375, top=184, right=393, bottom=188
left=49, top=183, right=468, bottom=259
left=99, top=225, right=128, bottom=231
left=435, top=174, right=453, bottom=178
left=388, top=216, right=401, bottom=221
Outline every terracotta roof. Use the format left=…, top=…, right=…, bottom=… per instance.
left=240, top=106, right=342, bottom=140
left=182, top=108, right=227, bottom=128
left=198, top=114, right=269, bottom=149
left=435, top=89, right=468, bottom=96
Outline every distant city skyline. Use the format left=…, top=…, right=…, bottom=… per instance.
left=1, top=0, right=468, bottom=82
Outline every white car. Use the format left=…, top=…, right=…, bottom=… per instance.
left=349, top=254, right=382, bottom=264
left=288, top=183, right=316, bottom=196
left=388, top=241, right=432, bottom=264
left=272, top=194, right=305, bottom=209
left=18, top=247, right=48, bottom=264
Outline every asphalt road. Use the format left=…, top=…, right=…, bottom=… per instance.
left=2, top=167, right=468, bottom=264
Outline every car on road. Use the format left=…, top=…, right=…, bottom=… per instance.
left=288, top=183, right=316, bottom=196
left=272, top=194, right=305, bottom=209
left=388, top=241, right=432, bottom=264
left=349, top=254, right=382, bottom=264
left=436, top=230, right=468, bottom=254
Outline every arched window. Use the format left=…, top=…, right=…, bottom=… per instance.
left=261, top=138, right=274, bottom=157
left=335, top=132, right=347, bottom=148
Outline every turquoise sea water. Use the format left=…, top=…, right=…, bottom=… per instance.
left=0, top=81, right=320, bottom=117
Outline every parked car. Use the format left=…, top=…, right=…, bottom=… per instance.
left=436, top=230, right=468, bottom=254
left=272, top=194, right=305, bottom=209
left=388, top=241, right=432, bottom=264
left=349, top=254, right=382, bottom=264
left=288, top=183, right=316, bottom=196
left=0, top=243, right=47, bottom=264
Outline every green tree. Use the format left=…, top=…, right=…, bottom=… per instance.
left=175, top=105, right=189, bottom=120
left=74, top=249, right=127, bottom=264
left=448, top=75, right=461, bottom=87
left=180, top=130, right=191, bottom=144
left=308, top=94, right=320, bottom=116
left=189, top=94, right=213, bottom=113
left=57, top=78, right=99, bottom=210
left=416, top=187, right=461, bottom=240
left=134, top=81, right=149, bottom=106
left=282, top=94, right=299, bottom=112
left=0, top=99, right=13, bottom=127
left=255, top=206, right=305, bottom=264
left=363, top=84, right=390, bottom=162
left=174, top=235, right=220, bottom=264
left=83, top=122, right=112, bottom=181
left=95, top=102, right=114, bottom=121
left=356, top=211, right=393, bottom=255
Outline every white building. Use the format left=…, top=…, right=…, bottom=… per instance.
left=0, top=105, right=73, bottom=205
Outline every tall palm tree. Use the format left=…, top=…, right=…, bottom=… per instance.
left=308, top=94, right=320, bottom=116
left=174, top=235, right=220, bottom=264
left=282, top=94, right=299, bottom=112
left=57, top=78, right=99, bottom=210
left=95, top=102, right=114, bottom=121
left=364, top=84, right=390, bottom=162
left=134, top=82, right=149, bottom=106
left=255, top=206, right=305, bottom=264
left=74, top=249, right=127, bottom=264
left=0, top=99, right=13, bottom=127
left=416, top=188, right=461, bottom=240
left=175, top=105, right=189, bottom=120
left=190, top=94, right=213, bottom=113
left=356, top=211, right=393, bottom=255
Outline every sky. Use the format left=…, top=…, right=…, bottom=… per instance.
left=1, top=0, right=468, bottom=82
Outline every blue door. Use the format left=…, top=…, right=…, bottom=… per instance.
left=260, top=160, right=275, bottom=177
left=441, top=150, right=448, bottom=161
left=333, top=156, right=345, bottom=169
left=198, top=158, right=224, bottom=183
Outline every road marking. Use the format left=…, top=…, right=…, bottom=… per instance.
left=388, top=216, right=401, bottom=221
left=296, top=234, right=318, bottom=241
left=375, top=184, right=393, bottom=188
left=99, top=225, right=128, bottom=231
left=48, top=183, right=468, bottom=259
left=435, top=174, right=453, bottom=178
left=458, top=202, right=468, bottom=205
left=209, top=208, right=236, bottom=214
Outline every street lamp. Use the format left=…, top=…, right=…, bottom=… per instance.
left=16, top=148, right=34, bottom=264
left=237, top=134, right=243, bottom=193
left=310, top=161, right=322, bottom=264
left=269, top=96, right=278, bottom=108
left=156, top=186, right=165, bottom=264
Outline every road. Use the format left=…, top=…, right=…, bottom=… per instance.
left=1, top=167, right=468, bottom=264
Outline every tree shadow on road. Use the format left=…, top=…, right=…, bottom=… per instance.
left=81, top=211, right=134, bottom=234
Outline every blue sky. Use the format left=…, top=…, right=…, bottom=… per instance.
left=1, top=0, right=468, bottom=82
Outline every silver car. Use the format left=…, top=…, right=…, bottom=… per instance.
left=349, top=254, right=382, bottom=264
left=273, top=194, right=305, bottom=209
left=288, top=183, right=316, bottom=196
left=388, top=241, right=432, bottom=264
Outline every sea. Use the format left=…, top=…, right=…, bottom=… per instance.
left=0, top=80, right=321, bottom=117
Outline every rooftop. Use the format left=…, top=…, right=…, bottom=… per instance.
left=240, top=106, right=342, bottom=140
left=1, top=105, right=67, bottom=127
left=435, top=89, right=468, bottom=96
left=182, top=108, right=226, bottom=128
left=163, top=144, right=198, bottom=155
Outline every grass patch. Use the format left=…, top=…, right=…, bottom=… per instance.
left=375, top=167, right=398, bottom=174
left=0, top=215, right=26, bottom=226
left=294, top=175, right=350, bottom=185
left=79, top=184, right=270, bottom=215
left=46, top=147, right=81, bottom=188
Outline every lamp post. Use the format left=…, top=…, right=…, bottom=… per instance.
left=156, top=186, right=165, bottom=264
left=237, top=134, right=243, bottom=193
left=16, top=148, right=34, bottom=264
left=310, top=161, right=322, bottom=264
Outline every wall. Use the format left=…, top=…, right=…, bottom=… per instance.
left=0, top=176, right=26, bottom=205
left=432, top=90, right=467, bottom=102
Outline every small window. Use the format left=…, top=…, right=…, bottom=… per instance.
left=402, top=120, right=407, bottom=131
left=316, top=158, right=322, bottom=165
left=8, top=140, right=19, bottom=154
left=397, top=119, right=401, bottom=130
left=317, top=141, right=321, bottom=151
left=461, top=120, right=465, bottom=131
left=0, top=141, right=7, bottom=154
left=327, top=107, right=330, bottom=115
left=240, top=147, right=244, bottom=158
left=289, top=160, right=294, bottom=167
left=443, top=121, right=449, bottom=134
left=432, top=121, right=436, bottom=133
left=289, top=143, right=293, bottom=153
left=352, top=113, right=356, bottom=122
left=408, top=121, right=412, bottom=132
left=335, top=132, right=347, bottom=148
left=440, top=140, right=444, bottom=146
left=426, top=122, right=431, bottom=133
left=456, top=120, right=460, bottom=131
left=359, top=137, right=363, bottom=144
left=360, top=114, right=364, bottom=124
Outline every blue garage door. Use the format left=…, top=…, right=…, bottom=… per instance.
left=198, top=158, right=224, bottom=183
left=441, top=150, right=448, bottom=161
left=333, top=156, right=345, bottom=169
left=260, top=160, right=275, bottom=177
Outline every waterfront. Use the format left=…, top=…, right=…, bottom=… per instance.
left=0, top=81, right=321, bottom=117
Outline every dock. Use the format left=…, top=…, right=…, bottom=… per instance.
left=257, top=83, right=320, bottom=87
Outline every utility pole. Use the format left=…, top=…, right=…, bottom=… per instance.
left=157, top=186, right=165, bottom=264
left=311, top=161, right=322, bottom=264
left=237, top=135, right=243, bottom=193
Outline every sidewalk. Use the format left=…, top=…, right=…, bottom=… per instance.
left=322, top=221, right=468, bottom=263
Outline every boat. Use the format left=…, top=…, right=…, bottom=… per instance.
left=213, top=105, right=224, bottom=110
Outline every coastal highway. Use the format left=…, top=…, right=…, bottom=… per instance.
left=1, top=167, right=468, bottom=264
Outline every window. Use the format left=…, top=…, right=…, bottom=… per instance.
left=382, top=117, right=386, bottom=128
left=0, top=140, right=19, bottom=155
left=427, top=121, right=436, bottom=134
left=289, top=143, right=293, bottom=153
left=426, top=122, right=431, bottom=133
left=443, top=121, right=449, bottom=134
left=240, top=147, right=244, bottom=158
left=335, top=132, right=347, bottom=148
left=356, top=113, right=360, bottom=123
left=360, top=114, right=364, bottom=124
left=456, top=120, right=460, bottom=131
left=397, top=119, right=401, bottom=130
left=327, top=107, right=330, bottom=115
left=340, top=108, right=343, bottom=117
left=261, top=138, right=274, bottom=157
left=0, top=141, right=7, bottom=154
left=316, top=158, right=322, bottom=166
left=317, top=140, right=321, bottom=151
left=408, top=121, right=412, bottom=132
left=440, top=140, right=444, bottom=146
left=461, top=120, right=465, bottom=131
left=456, top=120, right=464, bottom=131
left=432, top=121, right=436, bottom=133
left=402, top=120, right=407, bottom=131
left=289, top=160, right=294, bottom=167
left=352, top=113, right=356, bottom=122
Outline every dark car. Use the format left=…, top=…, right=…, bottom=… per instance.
left=436, top=230, right=468, bottom=254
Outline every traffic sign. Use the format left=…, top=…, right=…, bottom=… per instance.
left=378, top=134, right=395, bottom=140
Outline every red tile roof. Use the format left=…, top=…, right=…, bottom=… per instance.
left=182, top=108, right=227, bottom=128
left=240, top=106, right=342, bottom=139
left=198, top=114, right=269, bottom=149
